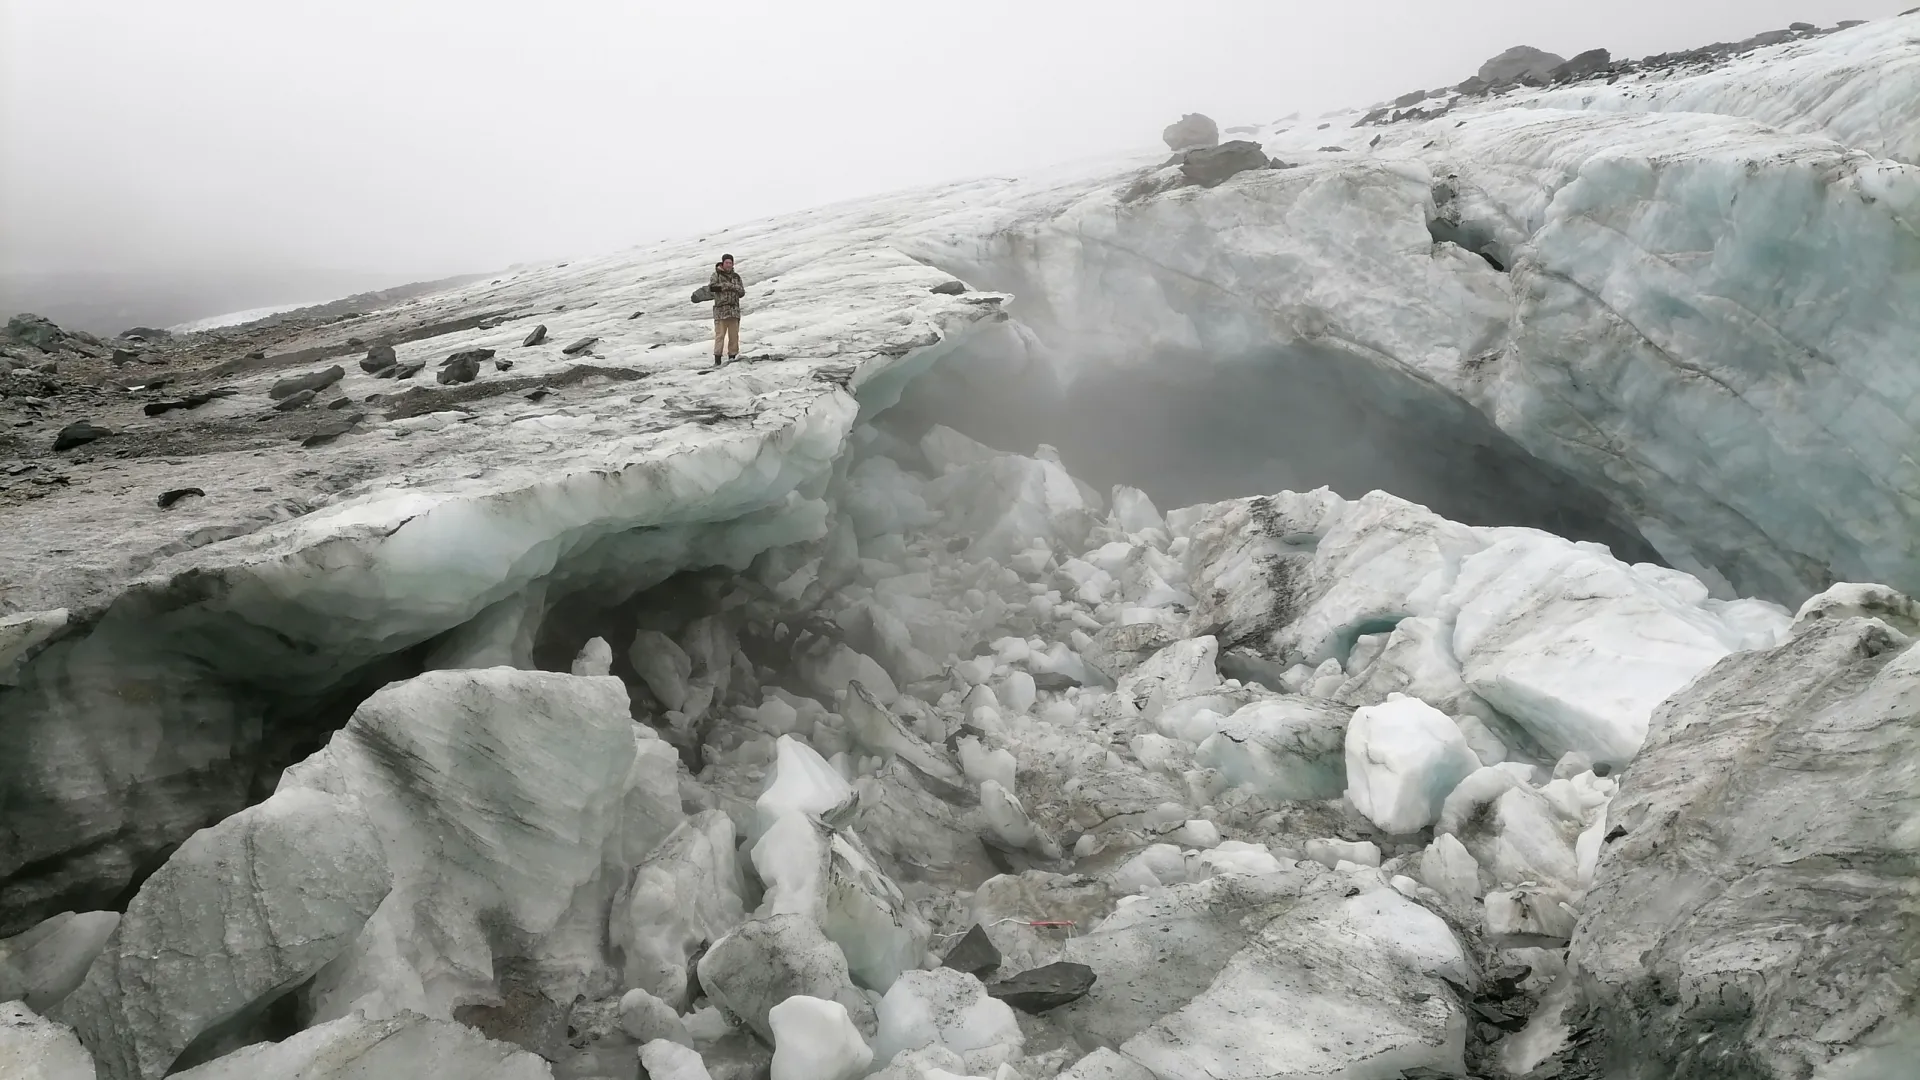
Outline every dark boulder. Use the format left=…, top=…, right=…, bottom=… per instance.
left=360, top=344, right=397, bottom=372
left=522, top=324, right=548, bottom=347
left=273, top=389, right=318, bottom=411
left=1393, top=88, right=1429, bottom=107
left=269, top=365, right=344, bottom=400
left=1552, top=48, right=1613, bottom=81
left=438, top=355, right=482, bottom=385
left=1790, top=21, right=1817, bottom=31
left=941, top=925, right=1002, bottom=977
left=1161, top=113, right=1219, bottom=152
left=930, top=280, right=967, bottom=296
left=987, top=962, right=1096, bottom=1013
left=440, top=348, right=496, bottom=367
left=156, top=488, right=204, bottom=509
left=1477, top=45, right=1566, bottom=86
left=1179, top=140, right=1270, bottom=188
left=52, top=421, right=111, bottom=452
left=5, top=314, right=68, bottom=353
left=561, top=337, right=599, bottom=356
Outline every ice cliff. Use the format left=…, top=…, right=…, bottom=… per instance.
left=2, top=12, right=1918, bottom=1080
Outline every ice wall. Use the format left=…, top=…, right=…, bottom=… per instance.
left=893, top=34, right=1920, bottom=604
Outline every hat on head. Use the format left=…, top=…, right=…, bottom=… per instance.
left=721, top=253, right=734, bottom=261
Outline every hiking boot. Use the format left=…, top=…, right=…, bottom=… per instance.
left=728, top=353, right=739, bottom=362
left=712, top=354, right=723, bottom=367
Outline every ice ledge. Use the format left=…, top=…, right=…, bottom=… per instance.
left=1, top=248, right=1004, bottom=674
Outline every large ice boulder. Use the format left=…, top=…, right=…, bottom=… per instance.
left=1446, top=536, right=1789, bottom=766
left=611, top=810, right=747, bottom=1010
left=169, top=1011, right=552, bottom=1079
left=642, top=1038, right=716, bottom=1080
left=1193, top=696, right=1350, bottom=802
left=53, top=788, right=390, bottom=1080
left=872, top=968, right=1025, bottom=1075
left=696, top=914, right=877, bottom=1042
left=0, top=1002, right=95, bottom=1080
left=1572, top=606, right=1920, bottom=1077
left=284, top=670, right=641, bottom=1050
left=749, top=740, right=929, bottom=991
left=0, top=911, right=119, bottom=1012
left=1343, top=696, right=1480, bottom=833
left=1181, top=490, right=1790, bottom=767
left=1048, top=869, right=1335, bottom=1049
left=1120, top=884, right=1471, bottom=1079
left=770, top=995, right=872, bottom=1080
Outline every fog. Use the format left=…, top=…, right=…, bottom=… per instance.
left=1, top=0, right=1903, bottom=328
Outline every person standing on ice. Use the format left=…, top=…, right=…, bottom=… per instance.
left=709, top=253, right=745, bottom=366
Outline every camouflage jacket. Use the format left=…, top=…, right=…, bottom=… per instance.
left=709, top=267, right=745, bottom=320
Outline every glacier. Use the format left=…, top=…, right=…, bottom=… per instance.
left=1, top=11, right=1917, bottom=1080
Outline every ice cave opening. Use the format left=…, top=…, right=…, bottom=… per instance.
left=886, top=338, right=1659, bottom=565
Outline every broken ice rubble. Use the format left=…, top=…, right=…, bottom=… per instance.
left=11, top=406, right=1901, bottom=1080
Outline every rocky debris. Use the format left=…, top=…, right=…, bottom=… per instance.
left=155, top=488, right=203, bottom=509
left=1477, top=45, right=1566, bottom=87
left=51, top=422, right=110, bottom=452
left=301, top=413, right=366, bottom=448
left=522, top=324, right=548, bottom=346
left=1177, top=140, right=1271, bottom=188
left=142, top=389, right=234, bottom=416
left=326, top=395, right=353, bottom=409
left=1161, top=112, right=1220, bottom=151
left=561, top=336, right=599, bottom=356
left=987, top=962, right=1096, bottom=1013
left=52, top=788, right=390, bottom=1080
left=0, top=1002, right=94, bottom=1080
left=4, top=314, right=71, bottom=353
left=167, top=1011, right=551, bottom=1080
left=374, top=359, right=425, bottom=380
left=929, top=280, right=967, bottom=296
left=1570, top=599, right=1920, bottom=1078
left=268, top=364, right=344, bottom=399
left=272, top=388, right=317, bottom=411
left=359, top=344, right=396, bottom=372
left=0, top=913, right=119, bottom=1013
left=439, top=354, right=482, bottom=384
left=941, top=923, right=1003, bottom=976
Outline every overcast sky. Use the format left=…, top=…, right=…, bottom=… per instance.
left=2, top=0, right=1906, bottom=284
